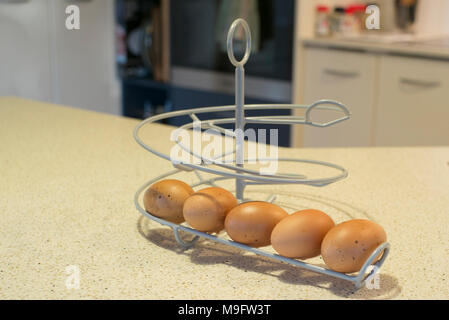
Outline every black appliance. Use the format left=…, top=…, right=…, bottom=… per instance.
left=116, top=0, right=295, bottom=146
left=170, top=0, right=294, bottom=102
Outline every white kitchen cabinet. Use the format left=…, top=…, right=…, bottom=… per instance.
left=0, top=1, right=53, bottom=102
left=50, top=0, right=120, bottom=115
left=0, top=0, right=120, bottom=115
left=302, top=48, right=378, bottom=147
left=375, top=55, right=449, bottom=146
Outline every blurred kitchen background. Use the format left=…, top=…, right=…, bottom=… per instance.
left=1, top=0, right=448, bottom=147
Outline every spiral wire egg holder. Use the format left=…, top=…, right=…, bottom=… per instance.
left=134, top=19, right=390, bottom=290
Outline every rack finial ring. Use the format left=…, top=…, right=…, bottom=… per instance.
left=227, top=18, right=251, bottom=68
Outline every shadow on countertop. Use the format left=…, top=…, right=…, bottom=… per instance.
left=136, top=215, right=401, bottom=300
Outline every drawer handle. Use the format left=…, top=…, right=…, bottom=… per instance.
left=399, top=77, right=441, bottom=88
left=323, top=68, right=360, bottom=78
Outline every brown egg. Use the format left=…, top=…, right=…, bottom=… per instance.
left=225, top=201, right=288, bottom=247
left=271, top=209, right=335, bottom=259
left=321, top=219, right=387, bottom=273
left=183, top=187, right=238, bottom=233
left=143, top=179, right=194, bottom=223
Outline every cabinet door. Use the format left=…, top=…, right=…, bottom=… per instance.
left=0, top=1, right=53, bottom=102
left=302, top=48, right=377, bottom=147
left=50, top=0, right=120, bottom=115
left=375, top=55, right=449, bottom=146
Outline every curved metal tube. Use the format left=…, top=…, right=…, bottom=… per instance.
left=227, top=18, right=251, bottom=67
left=133, top=103, right=349, bottom=187
left=133, top=103, right=350, bottom=164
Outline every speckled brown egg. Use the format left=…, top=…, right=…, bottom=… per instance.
left=143, top=179, right=194, bottom=223
left=321, top=219, right=387, bottom=273
left=225, top=201, right=288, bottom=247
left=183, top=187, right=238, bottom=233
left=271, top=209, right=335, bottom=259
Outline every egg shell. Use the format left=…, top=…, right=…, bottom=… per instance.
left=183, top=187, right=238, bottom=233
left=271, top=209, right=335, bottom=259
left=225, top=201, right=288, bottom=247
left=143, top=179, right=194, bottom=223
left=321, top=219, right=387, bottom=273
left=199, top=187, right=238, bottom=215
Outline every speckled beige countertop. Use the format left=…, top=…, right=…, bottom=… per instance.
left=1, top=97, right=449, bottom=300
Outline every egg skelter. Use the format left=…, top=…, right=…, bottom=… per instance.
left=133, top=18, right=390, bottom=290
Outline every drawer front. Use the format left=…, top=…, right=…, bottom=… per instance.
left=302, top=48, right=378, bottom=147
left=376, top=55, right=449, bottom=146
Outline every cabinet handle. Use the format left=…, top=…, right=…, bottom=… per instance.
left=399, top=77, right=441, bottom=88
left=323, top=68, right=360, bottom=78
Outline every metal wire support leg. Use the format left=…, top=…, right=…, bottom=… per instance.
left=172, top=226, right=199, bottom=249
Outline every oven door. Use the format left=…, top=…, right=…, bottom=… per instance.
left=170, top=0, right=294, bottom=102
